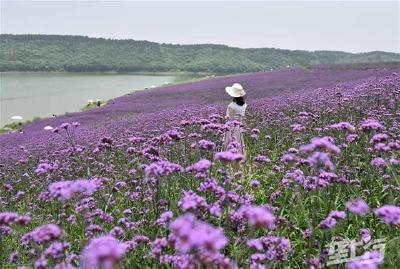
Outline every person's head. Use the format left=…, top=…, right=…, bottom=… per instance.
left=233, top=96, right=245, bottom=106
left=225, top=83, right=246, bottom=104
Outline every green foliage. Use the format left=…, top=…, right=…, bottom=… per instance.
left=0, top=117, right=41, bottom=133
left=1, top=34, right=399, bottom=74
left=81, top=101, right=106, bottom=112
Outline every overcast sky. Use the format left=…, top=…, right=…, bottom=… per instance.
left=1, top=0, right=399, bottom=53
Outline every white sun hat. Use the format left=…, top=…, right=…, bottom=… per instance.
left=225, top=83, right=246, bottom=97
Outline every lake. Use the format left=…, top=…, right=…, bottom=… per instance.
left=0, top=72, right=179, bottom=127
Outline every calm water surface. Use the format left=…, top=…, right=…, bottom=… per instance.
left=0, top=72, right=178, bottom=126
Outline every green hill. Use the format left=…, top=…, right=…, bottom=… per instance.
left=1, top=34, right=399, bottom=73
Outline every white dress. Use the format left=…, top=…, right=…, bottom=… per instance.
left=223, top=102, right=247, bottom=158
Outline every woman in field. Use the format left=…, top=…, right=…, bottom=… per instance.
left=223, top=83, right=248, bottom=171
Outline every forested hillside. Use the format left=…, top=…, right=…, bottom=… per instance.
left=1, top=34, right=399, bottom=73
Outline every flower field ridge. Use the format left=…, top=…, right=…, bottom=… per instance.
left=1, top=63, right=400, bottom=268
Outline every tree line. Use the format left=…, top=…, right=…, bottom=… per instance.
left=1, top=34, right=399, bottom=73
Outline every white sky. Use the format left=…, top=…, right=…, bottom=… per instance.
left=1, top=0, right=399, bottom=53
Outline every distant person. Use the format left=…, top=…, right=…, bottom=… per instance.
left=96, top=99, right=101, bottom=107
left=223, top=83, right=247, bottom=170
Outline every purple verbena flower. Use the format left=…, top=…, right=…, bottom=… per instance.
left=169, top=213, right=228, bottom=254
left=214, top=151, right=244, bottom=162
left=371, top=157, right=387, bottom=168
left=178, top=191, right=208, bottom=212
left=373, top=205, right=400, bottom=225
left=346, top=199, right=370, bottom=216
left=81, top=235, right=127, bottom=269
left=237, top=205, right=276, bottom=230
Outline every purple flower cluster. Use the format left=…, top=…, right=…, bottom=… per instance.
left=373, top=205, right=400, bottom=225
left=237, top=205, right=276, bottom=230
left=0, top=212, right=31, bottom=226
left=155, top=211, right=174, bottom=227
left=81, top=235, right=127, bottom=269
left=346, top=198, right=370, bottom=216
left=169, top=213, right=228, bottom=253
left=48, top=179, right=100, bottom=201
left=186, top=159, right=212, bottom=173
left=247, top=235, right=292, bottom=263
left=346, top=250, right=383, bottom=269
left=214, top=150, right=244, bottom=162
left=371, top=157, right=387, bottom=168
left=35, top=161, right=58, bottom=175
left=144, top=160, right=183, bottom=177
left=329, top=122, right=356, bottom=132
left=23, top=224, right=64, bottom=245
left=254, top=155, right=271, bottom=164
left=318, top=210, right=346, bottom=229
left=360, top=119, right=384, bottom=132
left=198, top=139, right=216, bottom=150
left=178, top=191, right=208, bottom=212
left=300, top=136, right=341, bottom=156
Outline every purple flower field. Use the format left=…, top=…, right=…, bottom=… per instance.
left=1, top=63, right=400, bottom=268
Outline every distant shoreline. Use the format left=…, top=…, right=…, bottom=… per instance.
left=2, top=62, right=400, bottom=76
left=0, top=71, right=215, bottom=76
